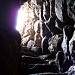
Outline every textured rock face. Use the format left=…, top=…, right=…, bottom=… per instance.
left=17, top=0, right=75, bottom=56
left=43, top=0, right=50, bottom=20
left=19, top=1, right=42, bottom=48
left=48, top=34, right=62, bottom=53
left=19, top=0, right=51, bottom=49
left=67, top=66, right=75, bottom=75
left=69, top=31, right=75, bottom=56
left=67, top=0, right=75, bottom=21
left=55, top=0, right=75, bottom=23
left=17, top=1, right=75, bottom=74
left=55, top=0, right=63, bottom=22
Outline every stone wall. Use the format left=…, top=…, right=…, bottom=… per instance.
left=17, top=0, right=75, bottom=55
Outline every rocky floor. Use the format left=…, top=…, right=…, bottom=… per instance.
left=20, top=47, right=70, bottom=75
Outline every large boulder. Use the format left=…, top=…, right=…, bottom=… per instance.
left=27, top=40, right=35, bottom=49
left=48, top=34, right=62, bottom=53
left=67, top=66, right=75, bottom=75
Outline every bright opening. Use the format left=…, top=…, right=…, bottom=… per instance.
left=16, top=8, right=27, bottom=31
left=16, top=2, right=35, bottom=32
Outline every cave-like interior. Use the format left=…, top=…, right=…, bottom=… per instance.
left=15, top=0, right=75, bottom=74
left=1, top=0, right=75, bottom=75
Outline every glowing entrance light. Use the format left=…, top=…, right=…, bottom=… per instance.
left=16, top=3, right=35, bottom=32
left=16, top=8, right=27, bottom=32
